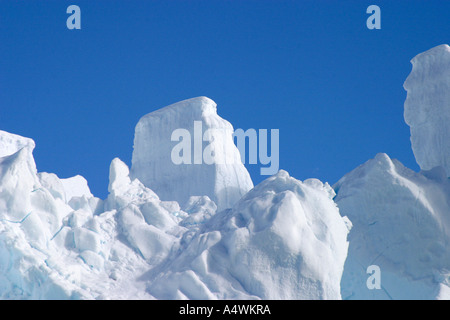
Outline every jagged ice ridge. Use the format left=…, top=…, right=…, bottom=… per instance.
left=0, top=44, right=449, bottom=300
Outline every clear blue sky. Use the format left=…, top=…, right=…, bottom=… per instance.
left=1, top=0, right=449, bottom=199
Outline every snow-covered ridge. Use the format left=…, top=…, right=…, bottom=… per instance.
left=0, top=44, right=449, bottom=300
left=0, top=130, right=35, bottom=158
left=0, top=97, right=350, bottom=299
left=0, top=131, right=350, bottom=299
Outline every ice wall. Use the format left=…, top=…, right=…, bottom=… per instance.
left=130, top=97, right=254, bottom=211
left=404, top=44, right=450, bottom=175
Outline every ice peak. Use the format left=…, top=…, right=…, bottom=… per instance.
left=0, top=130, right=35, bottom=158
left=108, top=157, right=131, bottom=193
left=335, top=153, right=450, bottom=300
left=138, top=96, right=217, bottom=124
left=403, top=44, right=450, bottom=175
left=131, top=97, right=253, bottom=211
left=60, top=175, right=93, bottom=201
left=408, top=44, right=450, bottom=65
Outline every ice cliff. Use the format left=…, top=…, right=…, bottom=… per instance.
left=404, top=44, right=450, bottom=176
left=130, top=96, right=253, bottom=212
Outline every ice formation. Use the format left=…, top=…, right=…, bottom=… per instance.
left=130, top=96, right=254, bottom=211
left=146, top=171, right=350, bottom=300
left=333, top=44, right=450, bottom=300
left=1, top=44, right=450, bottom=300
left=0, top=130, right=35, bottom=158
left=404, top=44, right=450, bottom=175
left=0, top=132, right=350, bottom=299
left=0, top=98, right=350, bottom=300
left=334, top=153, right=450, bottom=300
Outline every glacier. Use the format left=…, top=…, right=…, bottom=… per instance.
left=0, top=44, right=449, bottom=300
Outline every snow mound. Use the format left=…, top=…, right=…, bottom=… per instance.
left=404, top=44, right=450, bottom=175
left=145, top=170, right=351, bottom=300
left=334, top=153, right=450, bottom=300
left=130, top=96, right=254, bottom=211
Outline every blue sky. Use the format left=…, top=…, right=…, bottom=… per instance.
left=1, top=0, right=449, bottom=199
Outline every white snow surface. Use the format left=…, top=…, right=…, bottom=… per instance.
left=146, top=171, right=350, bottom=300
left=1, top=45, right=450, bottom=300
left=404, top=44, right=450, bottom=176
left=0, top=130, right=35, bottom=158
left=334, top=153, right=450, bottom=300
left=60, top=175, right=94, bottom=202
left=130, top=96, right=254, bottom=211
left=0, top=136, right=350, bottom=299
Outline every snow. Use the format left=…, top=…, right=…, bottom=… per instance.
left=404, top=44, right=450, bottom=175
left=38, top=172, right=67, bottom=202
left=61, top=175, right=94, bottom=202
left=0, top=131, right=350, bottom=299
left=0, top=130, right=35, bottom=158
left=180, top=196, right=217, bottom=227
left=0, top=45, right=450, bottom=300
left=334, top=153, right=450, bottom=300
left=146, top=171, right=350, bottom=300
left=130, top=96, right=254, bottom=211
